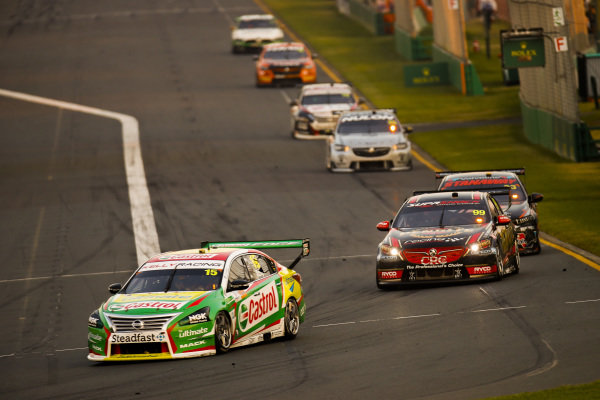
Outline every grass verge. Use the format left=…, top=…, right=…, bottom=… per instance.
left=262, top=0, right=600, bottom=257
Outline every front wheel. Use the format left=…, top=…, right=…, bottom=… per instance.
left=495, top=250, right=505, bottom=281
left=215, top=312, right=232, bottom=353
left=284, top=298, right=300, bottom=339
left=512, top=241, right=520, bottom=274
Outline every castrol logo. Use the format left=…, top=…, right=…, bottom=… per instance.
left=238, top=281, right=280, bottom=332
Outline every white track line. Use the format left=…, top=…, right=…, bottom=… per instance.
left=0, top=88, right=160, bottom=266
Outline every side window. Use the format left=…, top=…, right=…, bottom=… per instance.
left=487, top=197, right=500, bottom=218
left=245, top=254, right=274, bottom=280
left=229, top=257, right=252, bottom=283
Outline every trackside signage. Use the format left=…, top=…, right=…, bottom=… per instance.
left=501, top=29, right=545, bottom=69
left=403, top=62, right=449, bottom=87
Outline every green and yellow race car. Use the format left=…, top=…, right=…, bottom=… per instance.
left=88, top=239, right=309, bottom=361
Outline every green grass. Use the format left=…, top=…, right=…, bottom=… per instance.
left=486, top=380, right=600, bottom=400
left=263, top=0, right=600, bottom=258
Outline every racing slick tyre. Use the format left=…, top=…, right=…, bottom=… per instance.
left=512, top=242, right=521, bottom=275
left=283, top=298, right=300, bottom=339
left=532, top=237, right=541, bottom=255
left=215, top=312, right=233, bottom=353
left=495, top=250, right=505, bottom=281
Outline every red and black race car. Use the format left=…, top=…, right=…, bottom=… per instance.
left=436, top=168, right=543, bottom=254
left=376, top=191, right=520, bottom=289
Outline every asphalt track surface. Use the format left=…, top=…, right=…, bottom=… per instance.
left=0, top=1, right=598, bottom=399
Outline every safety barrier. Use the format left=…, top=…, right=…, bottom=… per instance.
left=520, top=99, right=600, bottom=162
left=394, top=28, right=432, bottom=60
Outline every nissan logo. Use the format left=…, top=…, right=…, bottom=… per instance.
left=428, top=248, right=437, bottom=256
left=131, top=320, right=144, bottom=330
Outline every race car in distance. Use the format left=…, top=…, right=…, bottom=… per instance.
left=231, top=14, right=284, bottom=54
left=289, top=83, right=365, bottom=139
left=88, top=239, right=309, bottom=361
left=376, top=191, right=519, bottom=289
left=326, top=109, right=412, bottom=172
left=254, top=42, right=317, bottom=87
left=436, top=168, right=543, bottom=254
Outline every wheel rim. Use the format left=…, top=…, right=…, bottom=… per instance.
left=216, top=313, right=232, bottom=349
left=497, top=252, right=504, bottom=277
left=286, top=300, right=299, bottom=335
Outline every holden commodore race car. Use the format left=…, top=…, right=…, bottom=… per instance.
left=231, top=14, right=284, bottom=54
left=376, top=191, right=519, bottom=289
left=289, top=83, right=365, bottom=139
left=327, top=109, right=412, bottom=172
left=254, top=42, right=317, bottom=87
left=88, top=239, right=309, bottom=361
left=436, top=168, right=543, bottom=254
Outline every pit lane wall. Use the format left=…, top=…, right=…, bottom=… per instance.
left=432, top=45, right=483, bottom=96
left=520, top=97, right=599, bottom=162
left=336, top=0, right=394, bottom=35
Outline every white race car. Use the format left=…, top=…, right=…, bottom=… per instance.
left=231, top=14, right=284, bottom=54
left=290, top=83, right=364, bottom=139
left=326, top=109, right=412, bottom=172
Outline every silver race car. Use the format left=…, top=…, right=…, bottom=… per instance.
left=326, top=109, right=412, bottom=172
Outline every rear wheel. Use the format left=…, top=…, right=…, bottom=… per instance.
left=215, top=312, right=232, bottom=353
left=284, top=298, right=300, bottom=339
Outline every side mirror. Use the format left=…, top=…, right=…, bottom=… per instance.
left=312, top=53, right=318, bottom=59
left=358, top=97, right=366, bottom=105
left=528, top=193, right=544, bottom=203
left=404, top=126, right=413, bottom=133
left=108, top=283, right=122, bottom=294
left=228, top=279, right=250, bottom=291
left=290, top=100, right=298, bottom=107
left=252, top=54, right=259, bottom=61
left=377, top=220, right=391, bottom=231
left=495, top=215, right=511, bottom=226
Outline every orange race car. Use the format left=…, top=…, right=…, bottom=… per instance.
left=254, top=42, right=317, bottom=87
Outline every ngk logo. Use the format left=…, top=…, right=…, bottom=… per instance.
left=420, top=256, right=447, bottom=265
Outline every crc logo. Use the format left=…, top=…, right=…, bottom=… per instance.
left=420, top=256, right=447, bottom=265
left=474, top=266, right=492, bottom=274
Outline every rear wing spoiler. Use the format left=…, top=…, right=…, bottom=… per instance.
left=200, top=239, right=310, bottom=269
left=435, top=168, right=525, bottom=179
left=411, top=188, right=513, bottom=208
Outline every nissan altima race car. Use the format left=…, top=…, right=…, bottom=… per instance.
left=88, top=239, right=309, bottom=361
left=231, top=14, right=284, bottom=54
left=254, top=42, right=317, bottom=87
left=327, top=109, right=412, bottom=172
left=436, top=168, right=543, bottom=254
left=289, top=83, right=365, bottom=139
left=376, top=191, right=519, bottom=289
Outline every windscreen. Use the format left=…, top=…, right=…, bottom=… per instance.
left=123, top=266, right=223, bottom=294
left=337, top=118, right=398, bottom=135
left=393, top=200, right=490, bottom=228
left=264, top=48, right=307, bottom=60
left=301, top=93, right=354, bottom=106
left=238, top=19, right=277, bottom=29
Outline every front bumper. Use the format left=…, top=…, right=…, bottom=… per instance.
left=256, top=68, right=317, bottom=86
left=88, top=320, right=217, bottom=361
left=329, top=145, right=411, bottom=172
left=376, top=252, right=499, bottom=286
